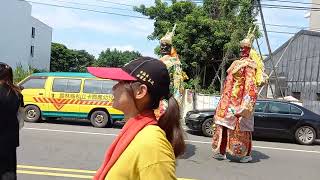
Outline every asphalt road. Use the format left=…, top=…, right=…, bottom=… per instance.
left=17, top=119, right=320, bottom=180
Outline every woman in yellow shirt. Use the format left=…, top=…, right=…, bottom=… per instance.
left=88, top=56, right=186, bottom=180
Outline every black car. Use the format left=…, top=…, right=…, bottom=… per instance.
left=185, top=99, right=320, bottom=145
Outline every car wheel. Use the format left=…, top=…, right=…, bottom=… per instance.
left=295, top=126, right=316, bottom=145
left=202, top=118, right=214, bottom=137
left=90, top=111, right=109, bottom=128
left=24, top=105, right=41, bottom=122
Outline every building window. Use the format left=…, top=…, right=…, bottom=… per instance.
left=317, top=93, right=320, bottom=101
left=292, top=92, right=301, bottom=100
left=31, top=27, right=35, bottom=38
left=30, top=46, right=34, bottom=57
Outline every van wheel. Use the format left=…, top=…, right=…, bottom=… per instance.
left=24, top=105, right=41, bottom=122
left=90, top=111, right=109, bottom=128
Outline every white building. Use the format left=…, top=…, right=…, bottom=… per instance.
left=0, top=0, right=52, bottom=70
left=310, top=0, right=320, bottom=31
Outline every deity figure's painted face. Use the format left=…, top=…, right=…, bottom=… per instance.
left=240, top=46, right=251, bottom=58
left=160, top=42, right=172, bottom=55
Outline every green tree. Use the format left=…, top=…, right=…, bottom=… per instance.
left=94, top=48, right=141, bottom=67
left=13, top=63, right=32, bottom=83
left=13, top=63, right=44, bottom=83
left=135, top=0, right=258, bottom=90
left=50, top=43, right=95, bottom=72
left=71, top=50, right=95, bottom=72
left=50, top=43, right=73, bottom=72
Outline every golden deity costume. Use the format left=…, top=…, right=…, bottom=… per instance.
left=155, top=24, right=188, bottom=119
left=160, top=48, right=187, bottom=105
left=212, top=26, right=267, bottom=161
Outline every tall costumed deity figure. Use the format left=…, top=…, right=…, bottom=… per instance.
left=211, top=26, right=268, bottom=163
left=155, top=24, right=188, bottom=119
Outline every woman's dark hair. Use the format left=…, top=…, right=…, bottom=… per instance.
left=157, top=96, right=185, bottom=157
left=125, top=82, right=186, bottom=157
left=0, top=62, right=21, bottom=95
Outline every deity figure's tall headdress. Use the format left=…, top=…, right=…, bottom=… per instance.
left=240, top=25, right=269, bottom=87
left=160, top=24, right=177, bottom=45
left=240, top=25, right=256, bottom=48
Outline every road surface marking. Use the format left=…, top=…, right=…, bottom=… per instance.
left=17, top=170, right=92, bottom=179
left=253, top=145, right=320, bottom=154
left=18, top=164, right=196, bottom=179
left=24, top=127, right=117, bottom=136
left=17, top=165, right=95, bottom=173
left=24, top=127, right=320, bottom=154
left=184, top=140, right=320, bottom=154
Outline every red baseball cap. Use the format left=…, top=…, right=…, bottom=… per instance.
left=87, top=57, right=171, bottom=99
left=86, top=67, right=137, bottom=81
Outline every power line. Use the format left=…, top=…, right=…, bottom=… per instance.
left=190, top=0, right=320, bottom=11
left=23, top=0, right=317, bottom=35
left=163, top=0, right=202, bottom=4
left=268, top=30, right=296, bottom=35
left=258, top=0, right=284, bottom=98
left=259, top=23, right=306, bottom=29
left=166, top=0, right=319, bottom=8
left=31, top=0, right=133, bottom=11
left=191, top=0, right=320, bottom=6
left=263, top=0, right=320, bottom=6
left=95, top=0, right=135, bottom=7
left=23, top=1, right=149, bottom=19
left=260, top=4, right=320, bottom=11
left=177, top=1, right=320, bottom=11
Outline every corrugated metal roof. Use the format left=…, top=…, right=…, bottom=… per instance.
left=264, top=30, right=320, bottom=62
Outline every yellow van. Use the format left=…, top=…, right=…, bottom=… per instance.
left=19, top=72, right=123, bottom=127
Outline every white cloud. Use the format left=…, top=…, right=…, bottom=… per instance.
left=32, top=8, right=131, bottom=34
left=31, top=4, right=154, bottom=37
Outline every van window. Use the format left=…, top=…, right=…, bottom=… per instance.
left=52, top=78, right=81, bottom=93
left=83, top=80, right=115, bottom=94
left=21, top=77, right=47, bottom=89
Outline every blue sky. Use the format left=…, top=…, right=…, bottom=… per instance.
left=29, top=0, right=312, bottom=58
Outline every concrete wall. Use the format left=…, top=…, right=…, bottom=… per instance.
left=0, top=0, right=32, bottom=68
left=0, top=0, right=51, bottom=70
left=195, top=94, right=220, bottom=110
left=181, top=90, right=220, bottom=119
left=310, top=0, right=320, bottom=31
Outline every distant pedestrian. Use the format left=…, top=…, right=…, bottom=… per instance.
left=0, top=62, right=24, bottom=180
left=88, top=56, right=185, bottom=180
